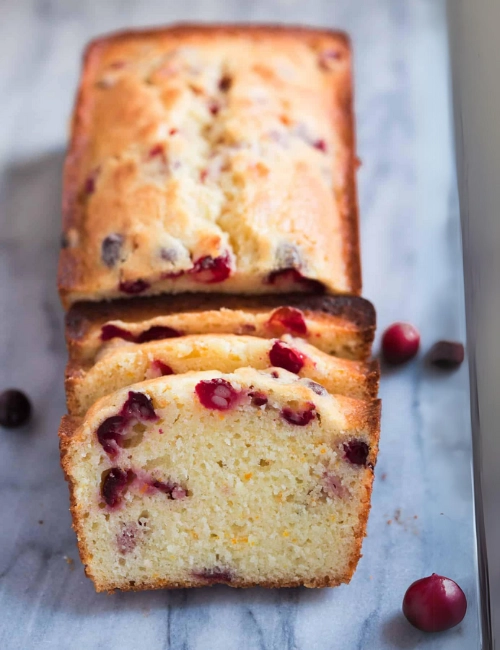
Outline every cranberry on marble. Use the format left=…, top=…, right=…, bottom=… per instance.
left=249, top=392, right=268, bottom=407
left=0, top=389, right=32, bottom=428
left=120, top=391, right=158, bottom=422
left=382, top=322, right=420, bottom=364
left=101, top=233, right=124, bottom=268
left=269, top=341, right=306, bottom=374
left=193, top=567, right=233, bottom=584
left=101, top=468, right=134, bottom=508
left=190, top=254, right=231, bottom=283
left=100, top=324, right=136, bottom=342
left=195, top=378, right=240, bottom=410
left=119, top=279, right=150, bottom=295
left=136, top=325, right=181, bottom=343
left=403, top=574, right=467, bottom=632
left=343, top=440, right=369, bottom=466
left=96, top=415, right=127, bottom=457
left=428, top=341, right=465, bottom=369
left=267, top=306, right=308, bottom=335
left=281, top=403, right=316, bottom=426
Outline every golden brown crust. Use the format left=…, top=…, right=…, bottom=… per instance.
left=58, top=24, right=360, bottom=307
left=65, top=293, right=376, bottom=364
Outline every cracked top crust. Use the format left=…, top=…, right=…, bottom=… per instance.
left=58, top=24, right=361, bottom=308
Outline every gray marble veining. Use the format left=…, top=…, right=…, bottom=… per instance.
left=0, top=0, right=480, bottom=648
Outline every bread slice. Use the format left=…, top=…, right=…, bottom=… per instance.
left=60, top=367, right=380, bottom=592
left=66, top=333, right=379, bottom=416
left=59, top=25, right=360, bottom=308
left=65, top=293, right=376, bottom=365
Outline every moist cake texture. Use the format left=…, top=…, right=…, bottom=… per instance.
left=59, top=25, right=360, bottom=307
left=66, top=333, right=379, bottom=416
left=60, top=368, right=380, bottom=591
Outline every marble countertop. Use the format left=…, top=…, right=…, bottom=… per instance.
left=0, top=0, right=480, bottom=648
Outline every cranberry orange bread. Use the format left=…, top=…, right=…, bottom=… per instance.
left=59, top=25, right=360, bottom=307
left=66, top=333, right=380, bottom=416
left=59, top=368, right=380, bottom=591
left=65, top=293, right=376, bottom=364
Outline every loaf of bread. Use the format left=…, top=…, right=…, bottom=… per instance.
left=60, top=368, right=380, bottom=591
left=66, top=333, right=379, bottom=416
left=58, top=25, right=360, bottom=307
left=65, top=293, right=376, bottom=365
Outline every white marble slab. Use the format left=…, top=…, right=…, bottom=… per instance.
left=0, top=0, right=480, bottom=648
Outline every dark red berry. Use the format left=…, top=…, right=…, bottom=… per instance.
left=269, top=341, right=305, bottom=374
left=119, top=279, right=150, bottom=295
left=281, top=403, right=316, bottom=426
left=0, top=389, right=32, bottom=428
left=96, top=415, right=127, bottom=457
left=101, top=468, right=134, bottom=508
left=209, top=101, right=220, bottom=115
left=101, top=233, right=124, bottom=268
left=84, top=168, right=100, bottom=195
left=428, top=341, right=465, bottom=369
left=249, top=392, right=268, bottom=407
left=267, top=306, right=308, bottom=335
left=403, top=573, right=467, bottom=632
left=343, top=440, right=369, bottom=466
left=193, top=567, right=233, bottom=584
left=100, top=324, right=136, bottom=342
left=382, top=322, right=420, bottom=364
left=313, top=139, right=327, bottom=152
left=266, top=268, right=325, bottom=293
left=120, top=391, right=158, bottom=422
left=219, top=75, right=232, bottom=92
left=195, top=379, right=239, bottom=410
left=137, top=325, right=181, bottom=343
left=148, top=144, right=164, bottom=159
left=149, top=360, right=174, bottom=377
left=190, top=254, right=231, bottom=283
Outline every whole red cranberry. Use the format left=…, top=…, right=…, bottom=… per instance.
left=269, top=341, right=306, bottom=374
left=403, top=573, right=467, bottom=632
left=382, top=322, right=420, bottom=364
left=0, top=389, right=32, bottom=428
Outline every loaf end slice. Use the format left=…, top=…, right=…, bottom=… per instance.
left=60, top=368, right=380, bottom=592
